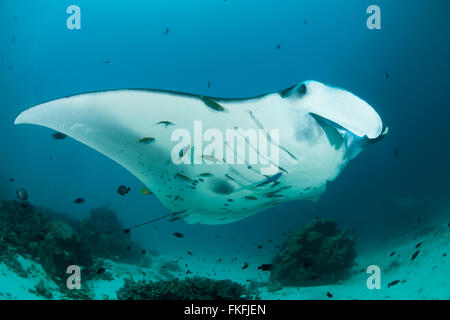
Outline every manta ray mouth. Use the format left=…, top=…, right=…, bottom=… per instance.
left=309, top=112, right=386, bottom=142
left=310, top=112, right=388, bottom=161
left=310, top=113, right=352, bottom=137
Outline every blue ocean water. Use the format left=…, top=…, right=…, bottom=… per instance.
left=0, top=0, right=449, bottom=299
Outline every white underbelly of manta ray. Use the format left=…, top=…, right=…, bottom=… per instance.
left=15, top=80, right=386, bottom=225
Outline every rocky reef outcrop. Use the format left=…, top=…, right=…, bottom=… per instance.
left=0, top=200, right=146, bottom=298
left=79, top=206, right=144, bottom=263
left=270, top=219, right=357, bottom=286
left=116, top=276, right=254, bottom=300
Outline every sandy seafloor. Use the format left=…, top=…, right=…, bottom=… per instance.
left=1, top=213, right=449, bottom=300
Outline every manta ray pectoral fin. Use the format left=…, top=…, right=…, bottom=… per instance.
left=13, top=90, right=188, bottom=195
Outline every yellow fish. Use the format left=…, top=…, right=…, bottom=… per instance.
left=141, top=187, right=153, bottom=195
left=201, top=154, right=220, bottom=163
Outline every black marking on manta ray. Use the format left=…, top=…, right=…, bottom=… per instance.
left=249, top=111, right=298, bottom=162
left=279, top=84, right=297, bottom=98
left=26, top=83, right=300, bottom=108
left=211, top=178, right=234, bottom=195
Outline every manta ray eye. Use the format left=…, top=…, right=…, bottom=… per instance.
left=298, top=84, right=307, bottom=95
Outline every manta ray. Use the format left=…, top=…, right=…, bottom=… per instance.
left=15, top=81, right=387, bottom=224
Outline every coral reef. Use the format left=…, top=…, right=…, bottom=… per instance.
left=270, top=219, right=357, bottom=286
left=116, top=277, right=254, bottom=300
left=79, top=206, right=145, bottom=263
left=33, top=280, right=53, bottom=299
left=0, top=200, right=94, bottom=297
left=0, top=200, right=147, bottom=298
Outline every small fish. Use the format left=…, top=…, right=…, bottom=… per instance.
left=201, top=154, right=220, bottom=163
left=16, top=188, right=28, bottom=201
left=382, top=70, right=390, bottom=79
left=123, top=228, right=131, bottom=234
left=117, top=185, right=130, bottom=196
left=257, top=245, right=263, bottom=249
left=187, top=251, right=194, bottom=255
left=199, top=96, right=224, bottom=112
left=271, top=181, right=281, bottom=188
left=304, top=262, right=312, bottom=269
left=103, top=60, right=110, bottom=64
left=163, top=27, right=169, bottom=35
left=126, top=246, right=131, bottom=250
left=207, top=80, right=211, bottom=88
left=175, top=173, right=192, bottom=183
left=258, top=264, right=273, bottom=271
left=394, top=148, right=399, bottom=156
left=304, top=19, right=308, bottom=25
left=155, top=121, right=174, bottom=128
left=11, top=37, right=15, bottom=43
left=242, top=262, right=249, bottom=270
left=418, top=216, right=421, bottom=224
left=51, top=132, right=67, bottom=140
left=141, top=250, right=146, bottom=255
left=326, top=292, right=333, bottom=298
left=255, top=172, right=283, bottom=188
left=96, top=267, right=106, bottom=275
left=276, top=44, right=280, bottom=50
left=172, top=209, right=188, bottom=215
left=9, top=178, right=14, bottom=182
left=266, top=194, right=284, bottom=199
left=186, top=270, right=192, bottom=275
left=389, top=251, right=396, bottom=257
left=173, top=232, right=184, bottom=238
left=140, top=187, right=153, bottom=195
left=177, top=144, right=191, bottom=162
left=411, top=250, right=420, bottom=261
left=169, top=216, right=181, bottom=222
left=388, top=280, right=400, bottom=288
left=245, top=196, right=258, bottom=201
left=139, top=137, right=156, bottom=144
left=199, top=172, right=214, bottom=177
left=74, top=198, right=85, bottom=204
left=415, top=242, right=422, bottom=249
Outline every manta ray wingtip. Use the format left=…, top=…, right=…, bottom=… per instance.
left=14, top=110, right=27, bottom=125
